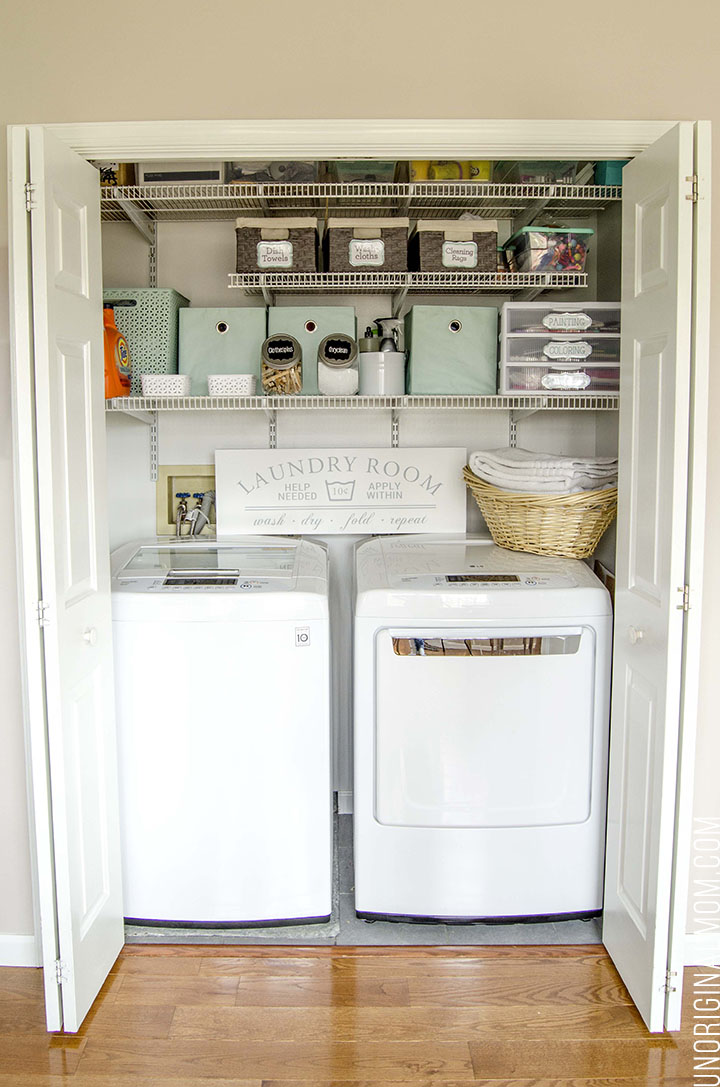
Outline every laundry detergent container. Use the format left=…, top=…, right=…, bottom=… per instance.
left=179, top=307, right=266, bottom=394
left=405, top=305, right=498, bottom=394
left=267, top=306, right=355, bottom=395
left=103, top=287, right=190, bottom=395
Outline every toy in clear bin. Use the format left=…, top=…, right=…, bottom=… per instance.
left=504, top=227, right=593, bottom=274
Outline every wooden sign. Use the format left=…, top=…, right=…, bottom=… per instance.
left=215, top=447, right=467, bottom=535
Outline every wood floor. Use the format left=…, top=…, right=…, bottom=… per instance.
left=0, top=944, right=704, bottom=1085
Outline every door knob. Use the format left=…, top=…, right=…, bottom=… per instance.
left=628, top=626, right=644, bottom=645
left=82, top=627, right=97, bottom=646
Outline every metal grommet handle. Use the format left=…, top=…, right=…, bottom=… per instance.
left=305, top=320, right=317, bottom=333
left=216, top=321, right=229, bottom=334
left=449, top=320, right=462, bottom=333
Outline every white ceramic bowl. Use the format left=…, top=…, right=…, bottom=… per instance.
left=207, top=374, right=257, bottom=396
left=140, top=373, right=191, bottom=396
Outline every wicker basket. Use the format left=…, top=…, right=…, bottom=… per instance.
left=235, top=217, right=318, bottom=273
left=410, top=220, right=498, bottom=272
left=324, top=218, right=409, bottom=272
left=463, top=466, right=617, bottom=559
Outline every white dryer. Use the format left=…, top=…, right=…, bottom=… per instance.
left=112, top=536, right=331, bottom=925
left=354, top=535, right=612, bottom=921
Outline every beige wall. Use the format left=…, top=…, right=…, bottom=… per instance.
left=1, top=0, right=718, bottom=940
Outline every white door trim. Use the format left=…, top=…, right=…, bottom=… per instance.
left=7, top=125, right=62, bottom=1027
left=36, top=118, right=677, bottom=161
left=666, top=124, right=712, bottom=1010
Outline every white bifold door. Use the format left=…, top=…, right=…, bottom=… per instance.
left=22, top=127, right=124, bottom=1032
left=11, top=120, right=708, bottom=1033
left=603, top=121, right=707, bottom=1033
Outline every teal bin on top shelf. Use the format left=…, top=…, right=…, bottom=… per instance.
left=594, top=161, right=630, bottom=185
left=405, top=305, right=499, bottom=395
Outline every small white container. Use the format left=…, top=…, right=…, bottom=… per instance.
left=207, top=374, right=257, bottom=396
left=358, top=351, right=406, bottom=395
left=140, top=373, right=191, bottom=396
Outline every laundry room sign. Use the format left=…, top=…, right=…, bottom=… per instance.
left=215, top=448, right=467, bottom=535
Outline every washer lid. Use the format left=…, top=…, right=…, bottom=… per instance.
left=111, top=536, right=328, bottom=595
left=121, top=542, right=298, bottom=578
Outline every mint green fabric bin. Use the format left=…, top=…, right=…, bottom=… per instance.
left=405, top=305, right=499, bottom=394
left=179, top=307, right=266, bottom=394
left=267, top=306, right=356, bottom=395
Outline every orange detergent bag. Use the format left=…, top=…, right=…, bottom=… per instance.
left=103, top=304, right=131, bottom=398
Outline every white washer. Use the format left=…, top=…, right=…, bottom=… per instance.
left=112, top=536, right=331, bottom=925
left=354, top=535, right=613, bottom=921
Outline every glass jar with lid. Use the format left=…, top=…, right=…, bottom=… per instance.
left=261, top=334, right=302, bottom=394
left=317, top=334, right=359, bottom=396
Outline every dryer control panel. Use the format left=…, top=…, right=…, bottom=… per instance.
left=392, top=572, right=577, bottom=590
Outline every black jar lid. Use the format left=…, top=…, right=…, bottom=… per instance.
left=318, top=333, right=358, bottom=369
left=261, top=334, right=302, bottom=370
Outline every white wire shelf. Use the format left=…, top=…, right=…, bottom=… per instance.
left=100, top=181, right=621, bottom=223
left=106, top=394, right=618, bottom=413
left=228, top=271, right=588, bottom=296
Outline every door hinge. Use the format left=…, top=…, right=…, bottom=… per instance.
left=55, top=959, right=68, bottom=985
left=677, top=585, right=690, bottom=612
left=25, top=182, right=38, bottom=212
left=664, top=968, right=678, bottom=994
left=686, top=174, right=699, bottom=203
left=35, top=600, right=50, bottom=628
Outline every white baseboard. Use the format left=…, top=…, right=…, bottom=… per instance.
left=337, top=790, right=353, bottom=815
left=686, top=932, right=720, bottom=966
left=0, top=934, right=40, bottom=968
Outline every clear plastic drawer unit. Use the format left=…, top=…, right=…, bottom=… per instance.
left=500, top=302, right=621, bottom=396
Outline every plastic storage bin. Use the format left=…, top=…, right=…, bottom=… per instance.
left=502, top=302, right=621, bottom=335
left=503, top=336, right=621, bottom=367
left=235, top=217, right=318, bottom=273
left=179, top=307, right=266, bottom=395
left=405, top=305, right=498, bottom=395
left=324, top=218, right=409, bottom=272
left=327, top=161, right=397, bottom=183
left=226, top=161, right=318, bottom=183
left=267, top=306, right=356, bottom=395
left=410, top=220, right=498, bottom=272
left=594, top=161, right=630, bottom=185
left=504, top=227, right=593, bottom=273
left=501, top=363, right=620, bottom=394
left=206, top=374, right=257, bottom=396
left=140, top=374, right=191, bottom=396
left=103, top=288, right=190, bottom=396
left=494, top=161, right=577, bottom=184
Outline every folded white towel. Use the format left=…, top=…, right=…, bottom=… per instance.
left=471, top=446, right=617, bottom=478
left=468, top=447, right=618, bottom=494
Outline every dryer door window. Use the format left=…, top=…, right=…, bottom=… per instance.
left=374, top=625, right=598, bottom=829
